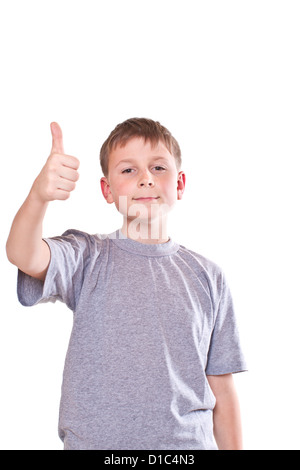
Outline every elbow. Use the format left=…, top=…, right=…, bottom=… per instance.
left=5, top=240, right=16, bottom=266
left=6, top=239, right=27, bottom=271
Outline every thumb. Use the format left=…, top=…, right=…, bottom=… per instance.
left=50, top=122, right=64, bottom=154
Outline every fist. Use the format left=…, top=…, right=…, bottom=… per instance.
left=31, top=123, right=80, bottom=202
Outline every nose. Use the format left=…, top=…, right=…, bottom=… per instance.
left=138, top=170, right=155, bottom=188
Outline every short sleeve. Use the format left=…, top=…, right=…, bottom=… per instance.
left=205, top=273, right=247, bottom=375
left=17, top=230, right=91, bottom=312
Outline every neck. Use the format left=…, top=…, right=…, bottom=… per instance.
left=121, top=215, right=169, bottom=244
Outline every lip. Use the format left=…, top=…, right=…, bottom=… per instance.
left=132, top=197, right=160, bottom=201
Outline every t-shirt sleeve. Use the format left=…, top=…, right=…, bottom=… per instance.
left=17, top=230, right=91, bottom=312
left=205, top=272, right=247, bottom=375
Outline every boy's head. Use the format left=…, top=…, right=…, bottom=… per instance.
left=100, top=117, right=181, bottom=178
left=100, top=118, right=185, bottom=240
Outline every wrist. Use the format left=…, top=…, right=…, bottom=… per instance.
left=28, top=183, right=49, bottom=208
left=26, top=186, right=49, bottom=222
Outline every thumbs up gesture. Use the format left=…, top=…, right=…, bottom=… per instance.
left=31, top=123, right=80, bottom=202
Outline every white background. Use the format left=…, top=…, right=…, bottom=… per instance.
left=1, top=0, right=299, bottom=450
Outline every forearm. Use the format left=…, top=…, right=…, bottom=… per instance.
left=212, top=395, right=243, bottom=450
left=207, top=374, right=243, bottom=450
left=6, top=188, right=50, bottom=278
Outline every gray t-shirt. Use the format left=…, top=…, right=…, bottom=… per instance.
left=17, top=229, right=247, bottom=450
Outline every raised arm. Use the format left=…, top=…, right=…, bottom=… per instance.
left=6, top=123, right=80, bottom=281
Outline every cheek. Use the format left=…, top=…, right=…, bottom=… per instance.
left=161, top=178, right=178, bottom=201
left=110, top=180, right=134, bottom=214
left=110, top=179, right=130, bottom=200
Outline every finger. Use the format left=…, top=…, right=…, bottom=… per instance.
left=50, top=122, right=64, bottom=154
left=60, top=154, right=80, bottom=170
left=54, top=189, right=71, bottom=201
left=58, top=166, right=80, bottom=182
left=57, top=178, right=76, bottom=192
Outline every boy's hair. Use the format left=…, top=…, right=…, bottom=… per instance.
left=100, top=117, right=181, bottom=177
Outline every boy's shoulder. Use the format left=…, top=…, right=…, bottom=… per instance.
left=45, top=229, right=103, bottom=260
left=177, top=242, right=224, bottom=280
left=49, top=228, right=101, bottom=245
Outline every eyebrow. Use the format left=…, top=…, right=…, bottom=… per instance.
left=115, top=157, right=169, bottom=169
left=115, top=159, right=135, bottom=168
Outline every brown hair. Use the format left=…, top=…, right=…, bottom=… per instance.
left=100, top=117, right=181, bottom=177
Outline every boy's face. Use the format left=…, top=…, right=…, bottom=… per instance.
left=100, top=137, right=185, bottom=225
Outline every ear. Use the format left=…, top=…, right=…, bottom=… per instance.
left=177, top=171, right=186, bottom=200
left=100, top=177, right=114, bottom=204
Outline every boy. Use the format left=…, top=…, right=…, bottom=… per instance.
left=6, top=118, right=247, bottom=450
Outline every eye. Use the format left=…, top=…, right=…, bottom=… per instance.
left=153, top=166, right=166, bottom=172
left=122, top=168, right=134, bottom=174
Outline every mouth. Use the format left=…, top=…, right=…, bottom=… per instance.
left=132, top=197, right=160, bottom=202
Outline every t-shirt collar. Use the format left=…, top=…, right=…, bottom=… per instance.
left=107, top=229, right=179, bottom=257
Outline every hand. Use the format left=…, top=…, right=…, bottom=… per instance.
left=31, top=122, right=80, bottom=202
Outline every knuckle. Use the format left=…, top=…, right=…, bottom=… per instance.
left=48, top=152, right=58, bottom=163
left=49, top=153, right=62, bottom=168
left=47, top=159, right=58, bottom=173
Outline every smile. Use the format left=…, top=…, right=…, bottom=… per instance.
left=132, top=197, right=160, bottom=202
